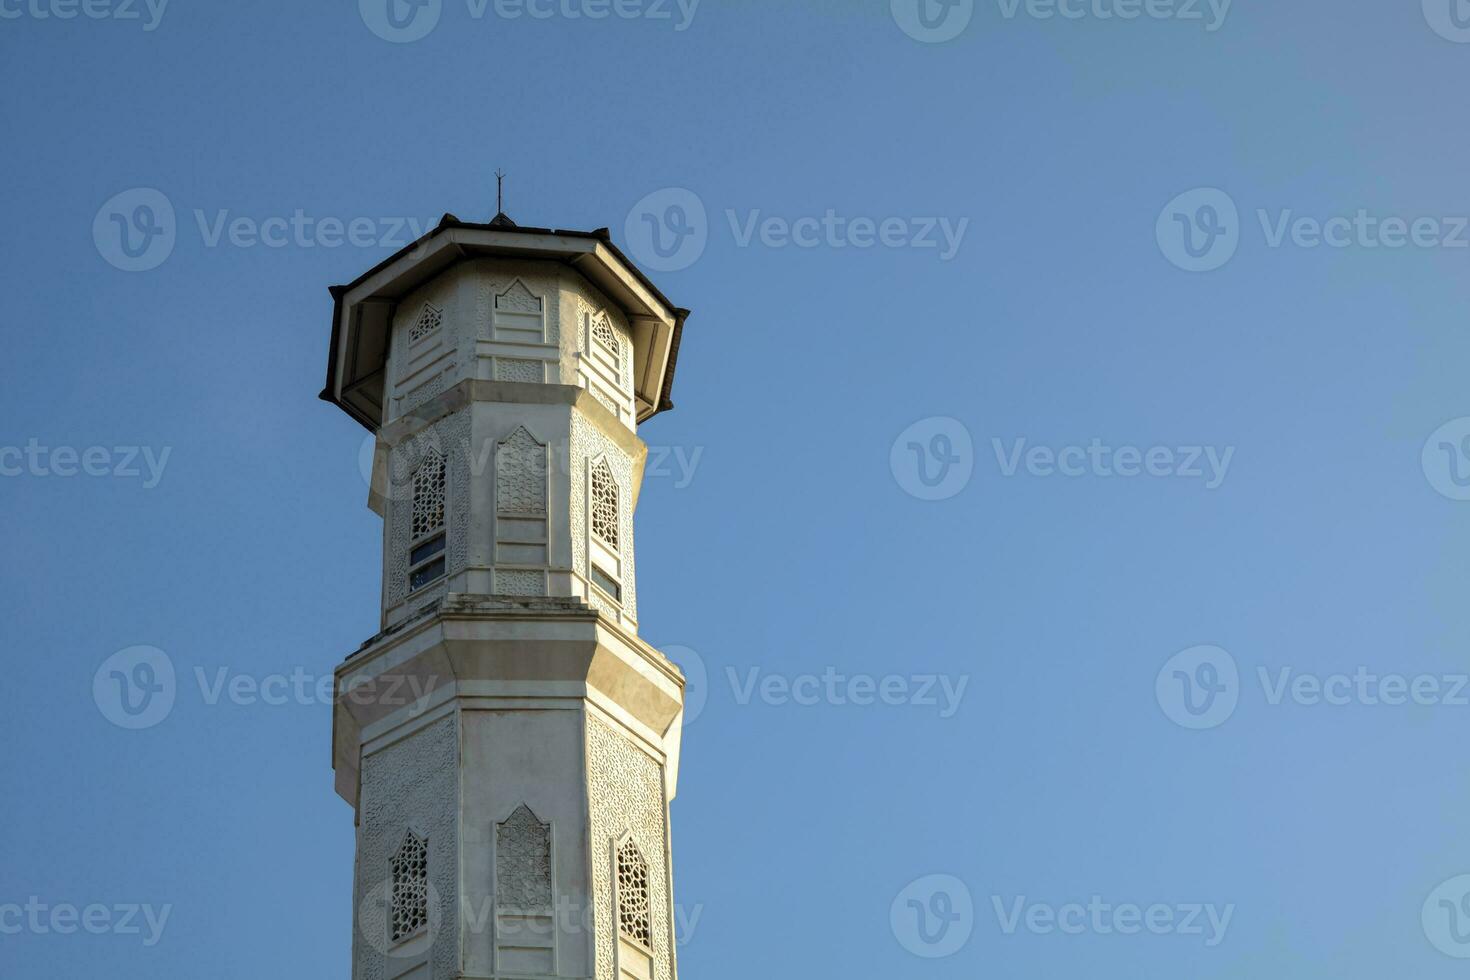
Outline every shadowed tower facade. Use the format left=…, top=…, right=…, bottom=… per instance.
left=320, top=211, right=691, bottom=980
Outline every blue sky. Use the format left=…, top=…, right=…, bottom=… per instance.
left=5, top=0, right=1470, bottom=976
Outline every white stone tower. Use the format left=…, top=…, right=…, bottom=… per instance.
left=320, top=211, right=690, bottom=980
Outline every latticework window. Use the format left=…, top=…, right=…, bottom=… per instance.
left=590, top=459, right=618, bottom=549
left=615, top=838, right=651, bottom=947
left=391, top=830, right=429, bottom=943
left=412, top=448, right=446, bottom=538
left=410, top=304, right=442, bottom=343
left=592, top=315, right=620, bottom=359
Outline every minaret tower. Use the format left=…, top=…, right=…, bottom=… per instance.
left=320, top=210, right=690, bottom=980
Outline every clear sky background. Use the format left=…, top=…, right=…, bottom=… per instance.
left=4, top=0, right=1470, bottom=976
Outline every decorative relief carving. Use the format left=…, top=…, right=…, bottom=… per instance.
left=589, top=385, right=619, bottom=417
left=496, top=805, right=553, bottom=912
left=493, top=280, right=547, bottom=343
left=496, top=569, right=544, bottom=596
left=495, top=358, right=543, bottom=384
left=587, top=716, right=670, bottom=980
left=356, top=716, right=459, bottom=980
left=497, top=428, right=548, bottom=516
left=400, top=372, right=446, bottom=415
left=475, top=270, right=559, bottom=345
left=496, top=280, right=542, bottom=314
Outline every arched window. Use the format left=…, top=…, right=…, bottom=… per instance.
left=591, top=313, right=622, bottom=371
left=409, top=447, right=446, bottom=590
left=615, top=837, right=651, bottom=948
left=391, top=830, right=429, bottom=943
left=588, top=457, right=622, bottom=603
left=409, top=303, right=442, bottom=344
left=590, top=459, right=619, bottom=549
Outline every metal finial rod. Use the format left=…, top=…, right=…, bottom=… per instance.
left=494, top=169, right=507, bottom=214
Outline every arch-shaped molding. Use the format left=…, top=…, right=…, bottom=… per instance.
left=496, top=426, right=548, bottom=517
left=494, top=427, right=549, bottom=596
left=493, top=279, right=547, bottom=343
left=496, top=804, right=553, bottom=913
